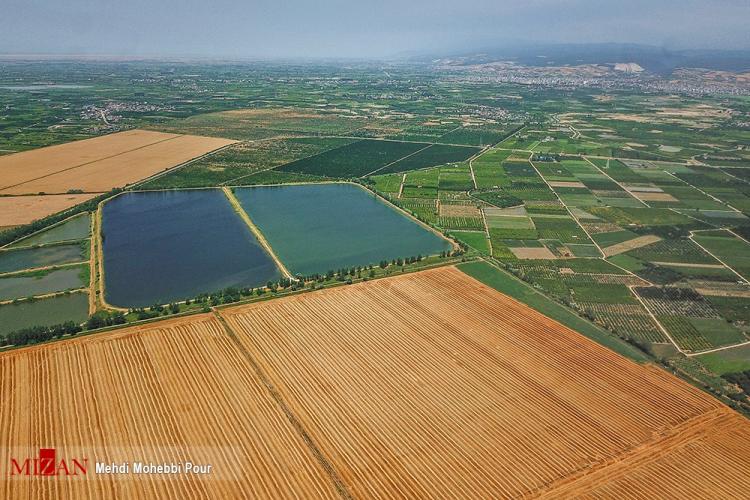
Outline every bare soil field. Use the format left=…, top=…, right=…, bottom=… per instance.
left=603, top=234, right=662, bottom=257
left=0, top=314, right=340, bottom=499
left=548, top=180, right=587, bottom=188
left=0, top=130, right=235, bottom=195
left=510, top=246, right=558, bottom=259
left=221, top=267, right=750, bottom=498
left=632, top=191, right=679, bottom=202
left=653, top=261, right=725, bottom=269
left=582, top=222, right=623, bottom=234
left=696, top=287, right=750, bottom=298
left=0, top=194, right=97, bottom=226
left=1, top=267, right=749, bottom=498
left=439, top=203, right=481, bottom=218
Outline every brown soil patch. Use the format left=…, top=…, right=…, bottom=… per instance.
left=0, top=193, right=98, bottom=226
left=439, top=204, right=481, bottom=218
left=632, top=191, right=679, bottom=202
left=605, top=113, right=650, bottom=123
left=223, top=107, right=323, bottom=120
left=548, top=180, right=587, bottom=188
left=222, top=267, right=750, bottom=498
left=603, top=234, right=662, bottom=257
left=654, top=262, right=724, bottom=269
left=695, top=288, right=750, bottom=298
left=0, top=130, right=178, bottom=190
left=2, top=267, right=749, bottom=498
left=0, top=130, right=236, bottom=195
left=656, top=105, right=730, bottom=119
left=510, top=247, right=557, bottom=259
left=583, top=222, right=623, bottom=234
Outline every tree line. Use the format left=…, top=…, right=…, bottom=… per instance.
left=1, top=251, right=463, bottom=347
left=0, top=310, right=126, bottom=348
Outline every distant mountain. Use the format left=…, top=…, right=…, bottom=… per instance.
left=414, top=43, right=750, bottom=75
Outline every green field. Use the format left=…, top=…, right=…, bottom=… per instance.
left=278, top=139, right=426, bottom=177
left=141, top=137, right=353, bottom=188
left=698, top=344, right=750, bottom=375
left=377, top=144, right=480, bottom=174
left=450, top=231, right=490, bottom=254
left=693, top=231, right=750, bottom=279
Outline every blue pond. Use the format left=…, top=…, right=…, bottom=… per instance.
left=102, top=190, right=280, bottom=308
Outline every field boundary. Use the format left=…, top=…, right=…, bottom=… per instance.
left=221, top=187, right=295, bottom=280
left=213, top=310, right=353, bottom=499
left=461, top=258, right=650, bottom=362
left=0, top=260, right=88, bottom=279
left=133, top=141, right=239, bottom=188
left=0, top=132, right=181, bottom=193
left=533, top=407, right=735, bottom=498
left=93, top=199, right=127, bottom=312
left=351, top=182, right=460, bottom=253
left=0, top=212, right=89, bottom=250
left=0, top=287, right=88, bottom=306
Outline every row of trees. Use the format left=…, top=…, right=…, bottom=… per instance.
left=1, top=321, right=82, bottom=347
left=2, top=248, right=462, bottom=347
left=0, top=309, right=130, bottom=348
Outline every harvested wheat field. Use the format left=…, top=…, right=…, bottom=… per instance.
left=222, top=267, right=750, bottom=498
left=1, top=267, right=750, bottom=498
left=0, top=193, right=98, bottom=226
left=0, top=129, right=235, bottom=195
left=0, top=314, right=341, bottom=499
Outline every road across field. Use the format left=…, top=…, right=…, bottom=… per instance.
left=1, top=267, right=748, bottom=498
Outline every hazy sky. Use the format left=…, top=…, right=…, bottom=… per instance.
left=2, top=0, right=749, bottom=58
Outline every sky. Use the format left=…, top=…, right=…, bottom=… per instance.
left=2, top=0, right=749, bottom=59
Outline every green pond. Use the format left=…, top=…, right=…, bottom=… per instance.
left=8, top=214, right=90, bottom=248
left=0, top=243, right=85, bottom=274
left=0, top=293, right=89, bottom=335
left=233, top=183, right=452, bottom=276
left=0, top=267, right=85, bottom=301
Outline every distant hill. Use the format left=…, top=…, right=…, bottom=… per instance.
left=415, top=43, right=750, bottom=75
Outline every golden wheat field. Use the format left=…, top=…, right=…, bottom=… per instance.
left=1, top=267, right=749, bottom=498
left=0, top=315, right=341, bottom=499
left=0, top=194, right=99, bottom=227
left=0, top=129, right=235, bottom=195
